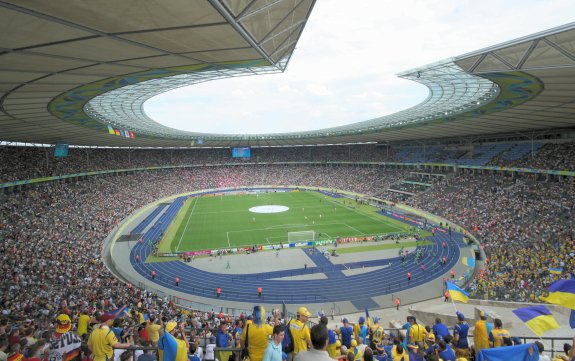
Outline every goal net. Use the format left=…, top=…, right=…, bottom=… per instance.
left=288, top=230, right=317, bottom=243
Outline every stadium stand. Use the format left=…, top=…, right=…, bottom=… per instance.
left=0, top=157, right=573, bottom=360
left=1, top=1, right=575, bottom=357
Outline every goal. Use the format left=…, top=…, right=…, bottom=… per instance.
left=288, top=230, right=317, bottom=243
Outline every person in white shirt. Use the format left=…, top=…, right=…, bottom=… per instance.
left=205, top=336, right=216, bottom=361
left=294, top=324, right=333, bottom=361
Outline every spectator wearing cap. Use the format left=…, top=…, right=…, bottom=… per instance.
left=48, top=314, right=82, bottom=361
left=337, top=318, right=353, bottom=348
left=374, top=343, right=386, bottom=361
left=452, top=312, right=470, bottom=359
left=262, top=325, right=284, bottom=361
left=369, top=317, right=385, bottom=350
left=240, top=306, right=279, bottom=361
left=294, top=324, right=332, bottom=361
left=353, top=317, right=368, bottom=347
left=157, top=322, right=178, bottom=361
left=405, top=317, right=425, bottom=361
left=288, top=307, right=311, bottom=360
left=204, top=335, right=216, bottom=361
left=87, top=313, right=133, bottom=361
left=489, top=319, right=510, bottom=348
left=473, top=311, right=490, bottom=355
left=423, top=333, right=438, bottom=360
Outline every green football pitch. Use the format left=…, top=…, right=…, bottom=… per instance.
left=160, top=190, right=411, bottom=253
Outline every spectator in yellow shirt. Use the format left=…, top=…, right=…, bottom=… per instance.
left=146, top=316, right=163, bottom=346
left=240, top=306, right=279, bottom=361
left=87, top=313, right=132, bottom=361
left=288, top=307, right=312, bottom=360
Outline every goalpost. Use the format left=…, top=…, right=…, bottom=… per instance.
left=288, top=230, right=317, bottom=243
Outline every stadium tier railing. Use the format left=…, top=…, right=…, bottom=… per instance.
left=103, top=333, right=571, bottom=360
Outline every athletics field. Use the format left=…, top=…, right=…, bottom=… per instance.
left=159, top=190, right=412, bottom=253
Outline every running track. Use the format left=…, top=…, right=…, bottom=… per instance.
left=126, top=195, right=468, bottom=310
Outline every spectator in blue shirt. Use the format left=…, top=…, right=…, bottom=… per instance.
left=337, top=319, right=353, bottom=348
left=432, top=318, right=449, bottom=342
left=452, top=312, right=470, bottom=359
left=437, top=340, right=455, bottom=361
left=216, top=323, right=230, bottom=348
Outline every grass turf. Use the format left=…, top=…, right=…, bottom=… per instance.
left=160, top=190, right=413, bottom=253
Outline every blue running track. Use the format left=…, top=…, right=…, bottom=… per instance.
left=127, top=195, right=468, bottom=309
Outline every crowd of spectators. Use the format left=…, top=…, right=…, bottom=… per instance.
left=0, top=164, right=412, bottom=323
left=490, top=143, right=575, bottom=170
left=407, top=172, right=575, bottom=301
left=2, top=161, right=574, bottom=307
left=0, top=145, right=395, bottom=183
left=1, top=143, right=575, bottom=360
left=2, top=142, right=573, bottom=184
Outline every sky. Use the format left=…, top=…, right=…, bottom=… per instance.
left=144, top=0, right=575, bottom=135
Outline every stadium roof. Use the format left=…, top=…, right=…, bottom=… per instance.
left=1, top=2, right=575, bottom=148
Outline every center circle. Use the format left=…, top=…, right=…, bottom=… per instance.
left=249, top=205, right=289, bottom=214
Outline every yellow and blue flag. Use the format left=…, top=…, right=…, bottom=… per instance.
left=365, top=307, right=372, bottom=328
left=549, top=267, right=563, bottom=275
left=541, top=279, right=575, bottom=310
left=446, top=282, right=469, bottom=303
left=512, top=306, right=560, bottom=337
left=462, top=257, right=475, bottom=267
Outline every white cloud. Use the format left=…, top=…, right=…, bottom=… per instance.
left=144, top=0, right=575, bottom=135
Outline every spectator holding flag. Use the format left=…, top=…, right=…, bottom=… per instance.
left=353, top=317, right=368, bottom=347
